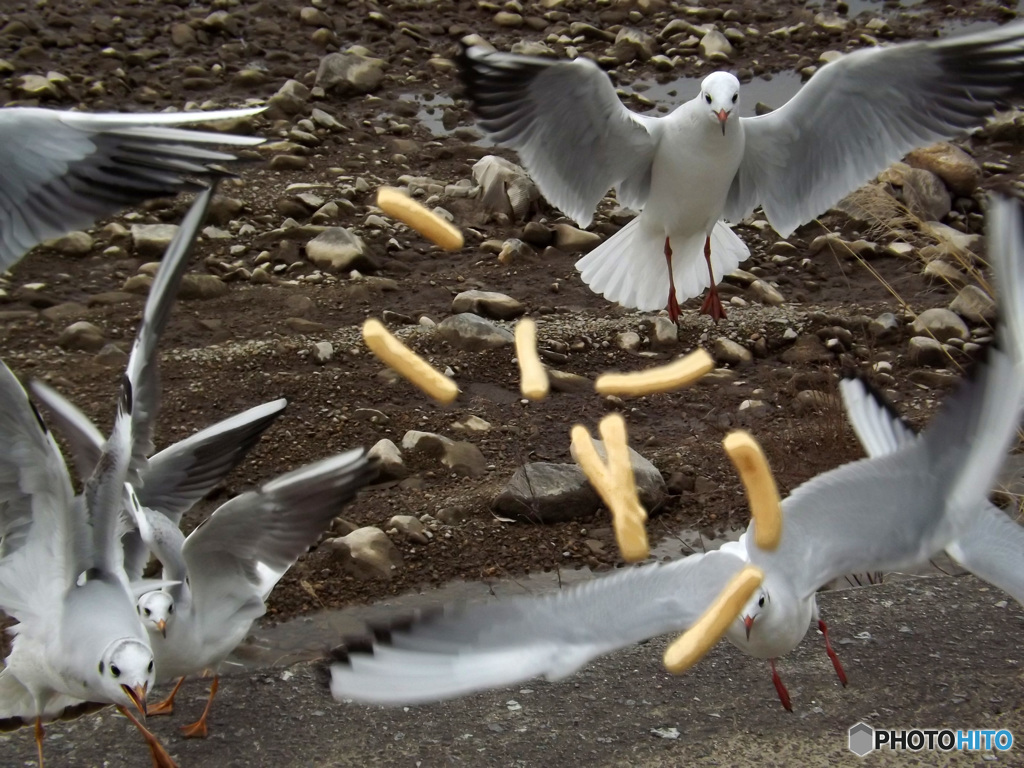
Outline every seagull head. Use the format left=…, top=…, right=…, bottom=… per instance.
left=700, top=72, right=740, bottom=135
left=97, top=638, right=155, bottom=716
left=738, top=588, right=769, bottom=640
left=137, top=591, right=174, bottom=638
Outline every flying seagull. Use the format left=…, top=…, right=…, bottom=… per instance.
left=458, top=23, right=1024, bottom=321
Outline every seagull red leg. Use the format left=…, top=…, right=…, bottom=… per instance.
left=664, top=237, right=681, bottom=323
left=34, top=717, right=45, bottom=768
left=148, top=676, right=186, bottom=716
left=769, top=659, right=793, bottom=711
left=180, top=676, right=219, bottom=739
left=117, top=706, right=179, bottom=768
left=818, top=619, right=848, bottom=687
left=699, top=235, right=728, bottom=322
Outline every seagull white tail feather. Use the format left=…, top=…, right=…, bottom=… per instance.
left=576, top=217, right=748, bottom=312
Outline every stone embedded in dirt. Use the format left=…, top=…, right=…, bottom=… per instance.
left=269, top=154, right=309, bottom=171
left=834, top=183, right=907, bottom=230
left=316, top=51, right=385, bottom=95
left=305, top=227, right=376, bottom=272
left=780, top=334, right=833, bottom=364
left=912, top=307, right=969, bottom=342
left=436, top=313, right=514, bottom=352
left=868, top=312, right=901, bottom=340
left=170, top=22, right=197, bottom=48
left=498, top=238, right=533, bottom=265
left=923, top=259, right=968, bottom=287
left=401, top=430, right=487, bottom=478
left=885, top=242, right=915, bottom=259
left=472, top=155, right=538, bottom=221
left=94, top=343, right=129, bottom=368
left=131, top=223, right=179, bottom=259
left=45, top=231, right=94, bottom=256
left=521, top=222, right=553, bottom=247
left=452, top=415, right=492, bottom=434
left=312, top=341, right=334, bottom=364
left=387, top=515, right=430, bottom=545
left=918, top=220, right=982, bottom=257
left=553, top=223, right=601, bottom=253
left=748, top=279, right=784, bottom=306
left=949, top=284, right=995, bottom=325
left=611, top=27, right=657, bottom=63
left=905, top=142, right=982, bottom=197
left=569, top=438, right=666, bottom=511
left=368, top=438, right=407, bottom=481
left=268, top=79, right=310, bottom=117
left=549, top=369, right=593, bottom=393
left=713, top=337, right=752, bottom=366
left=451, top=290, right=526, bottom=320
left=491, top=462, right=601, bottom=523
left=40, top=302, right=88, bottom=324
left=794, top=389, right=838, bottom=416
left=178, top=274, right=228, bottom=301
left=617, top=331, right=641, bottom=352
left=699, top=29, right=733, bottom=59
left=908, top=335, right=948, bottom=367
left=16, top=73, right=58, bottom=99
left=897, top=166, right=951, bottom=222
left=327, top=527, right=403, bottom=579
left=58, top=321, right=105, bottom=352
left=648, top=317, right=678, bottom=349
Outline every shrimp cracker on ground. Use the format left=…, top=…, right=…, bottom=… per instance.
left=570, top=414, right=649, bottom=562
left=376, top=186, right=464, bottom=251
left=663, top=565, right=765, bottom=674
left=594, top=349, right=715, bottom=397
left=515, top=318, right=549, bottom=400
left=362, top=318, right=459, bottom=404
left=723, top=430, right=782, bottom=550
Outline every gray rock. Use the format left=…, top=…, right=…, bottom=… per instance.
left=131, top=224, right=178, bottom=259
left=912, top=307, right=969, bottom=342
left=549, top=369, right=593, bottom=393
left=794, top=389, right=838, bottom=416
left=268, top=79, right=310, bottom=116
left=316, top=52, right=385, bottom=95
left=312, top=341, right=334, bottom=364
left=617, top=331, right=642, bottom=352
left=178, top=274, right=228, bottom=301
left=492, top=463, right=601, bottom=523
left=919, top=221, right=982, bottom=257
left=949, top=284, right=995, bottom=325
left=899, top=166, right=951, bottom=222
left=387, top=515, right=429, bottom=545
left=908, top=335, right=948, bottom=367
left=368, top=438, right=406, bottom=481
left=923, top=259, right=968, bottom=287
left=328, top=527, right=402, bottom=578
left=451, top=415, right=492, bottom=434
left=612, top=27, right=657, bottom=62
left=451, top=290, right=526, bottom=320
left=648, top=317, right=678, bottom=349
left=553, top=224, right=601, bottom=253
left=868, top=312, right=901, bottom=340
left=699, top=30, right=733, bottom=59
left=498, top=238, right=533, bottom=264
left=58, top=321, right=105, bottom=352
left=713, top=337, right=752, bottom=366
left=401, top=430, right=487, bottom=478
left=305, top=227, right=376, bottom=272
left=521, top=222, right=553, bottom=247
left=748, top=279, right=784, bottom=306
left=472, top=155, right=538, bottom=221
left=436, top=313, right=514, bottom=352
left=46, top=231, right=94, bottom=256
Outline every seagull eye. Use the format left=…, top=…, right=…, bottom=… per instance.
left=144, top=608, right=151, bottom=617
left=705, top=93, right=712, bottom=104
left=731, top=93, right=738, bottom=103
left=168, top=604, right=174, bottom=614
left=98, top=662, right=104, bottom=674
left=757, top=596, right=765, bottom=608
left=111, top=665, right=121, bottom=678
left=148, top=661, right=154, bottom=673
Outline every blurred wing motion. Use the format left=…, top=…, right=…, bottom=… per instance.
left=329, top=550, right=744, bottom=705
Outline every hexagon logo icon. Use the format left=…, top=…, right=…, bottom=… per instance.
left=849, top=722, right=875, bottom=757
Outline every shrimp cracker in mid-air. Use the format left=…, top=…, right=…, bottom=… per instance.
left=570, top=413, right=649, bottom=562
left=663, top=565, right=765, bottom=674
left=515, top=318, right=549, bottom=400
left=376, top=186, right=464, bottom=251
left=723, top=430, right=782, bottom=550
left=595, top=349, right=715, bottom=397
left=362, top=318, right=459, bottom=404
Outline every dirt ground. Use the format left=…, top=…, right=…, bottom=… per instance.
left=2, top=0, right=1024, bottom=762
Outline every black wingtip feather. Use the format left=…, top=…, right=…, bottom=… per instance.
left=841, top=371, right=919, bottom=437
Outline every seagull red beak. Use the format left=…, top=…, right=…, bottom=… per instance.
left=743, top=615, right=754, bottom=640
left=155, top=619, right=167, bottom=638
left=122, top=683, right=148, bottom=718
left=716, top=109, right=729, bottom=135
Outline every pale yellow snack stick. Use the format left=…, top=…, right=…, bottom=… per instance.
left=723, top=431, right=782, bottom=551
left=515, top=318, right=549, bottom=400
left=570, top=419, right=649, bottom=562
left=377, top=186, right=464, bottom=251
left=663, top=565, right=765, bottom=674
left=595, top=349, right=715, bottom=397
left=362, top=318, right=459, bottom=404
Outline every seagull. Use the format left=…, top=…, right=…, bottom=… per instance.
left=0, top=186, right=221, bottom=768
left=132, top=448, right=378, bottom=738
left=458, top=23, right=1024, bottom=322
left=328, top=196, right=1024, bottom=709
left=840, top=375, right=1024, bottom=607
left=0, top=105, right=265, bottom=271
